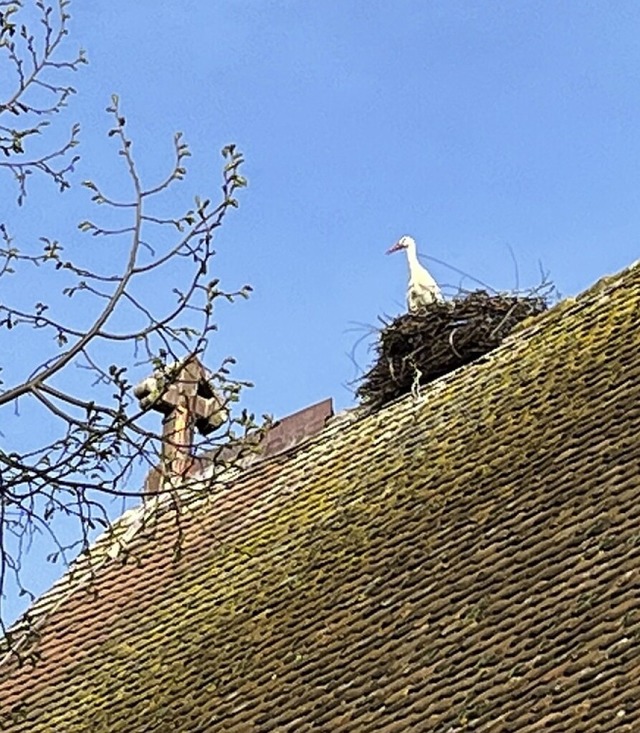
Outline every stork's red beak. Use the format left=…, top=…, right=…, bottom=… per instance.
left=386, top=241, right=403, bottom=255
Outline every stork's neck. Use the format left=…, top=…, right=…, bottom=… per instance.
left=405, top=240, right=421, bottom=276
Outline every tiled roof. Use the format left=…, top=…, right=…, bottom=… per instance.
left=2, top=263, right=640, bottom=731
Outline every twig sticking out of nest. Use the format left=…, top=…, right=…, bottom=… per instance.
left=357, top=290, right=548, bottom=409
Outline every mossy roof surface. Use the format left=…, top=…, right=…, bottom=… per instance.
left=2, top=264, right=640, bottom=732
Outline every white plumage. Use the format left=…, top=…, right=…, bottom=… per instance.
left=386, top=235, right=443, bottom=313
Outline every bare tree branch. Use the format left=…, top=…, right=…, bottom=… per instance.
left=0, top=0, right=86, bottom=203
left=0, top=3, right=265, bottom=643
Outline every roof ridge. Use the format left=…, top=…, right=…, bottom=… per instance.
left=506, top=258, right=640, bottom=340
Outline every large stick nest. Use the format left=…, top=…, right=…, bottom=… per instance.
left=357, top=290, right=548, bottom=409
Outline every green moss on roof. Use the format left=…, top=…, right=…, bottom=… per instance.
left=2, top=263, right=640, bottom=731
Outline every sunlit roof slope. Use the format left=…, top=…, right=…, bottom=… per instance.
left=1, top=263, right=640, bottom=732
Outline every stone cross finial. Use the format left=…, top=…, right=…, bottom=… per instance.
left=134, top=358, right=228, bottom=494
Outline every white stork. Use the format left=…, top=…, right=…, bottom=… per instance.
left=386, top=235, right=444, bottom=313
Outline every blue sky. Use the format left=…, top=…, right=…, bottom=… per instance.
left=68, top=1, right=640, bottom=416
left=4, top=1, right=640, bottom=621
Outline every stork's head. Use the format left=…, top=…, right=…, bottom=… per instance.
left=386, top=235, right=415, bottom=255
